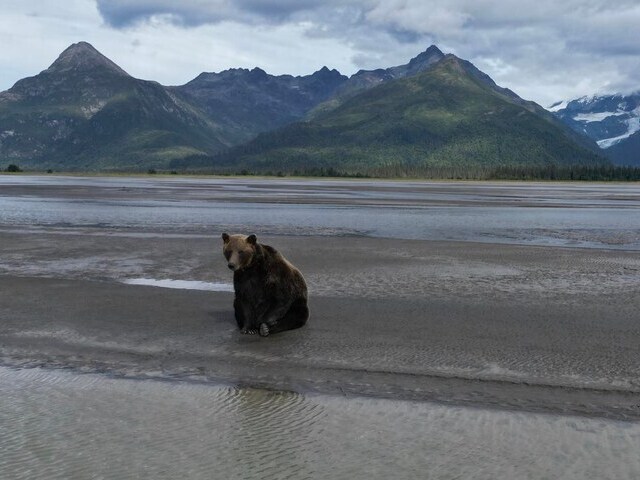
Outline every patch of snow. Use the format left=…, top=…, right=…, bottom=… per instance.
left=577, top=94, right=600, bottom=105
left=597, top=114, right=640, bottom=148
left=80, top=100, right=107, bottom=119
left=573, top=111, right=626, bottom=123
left=122, top=278, right=234, bottom=292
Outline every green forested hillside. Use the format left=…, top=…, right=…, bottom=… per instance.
left=0, top=42, right=226, bottom=171
left=205, top=55, right=606, bottom=175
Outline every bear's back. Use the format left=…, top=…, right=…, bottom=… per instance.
left=260, top=243, right=307, bottom=296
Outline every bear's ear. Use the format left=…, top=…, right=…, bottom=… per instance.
left=222, top=232, right=230, bottom=243
left=246, top=234, right=257, bottom=245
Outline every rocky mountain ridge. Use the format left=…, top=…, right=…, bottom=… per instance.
left=203, top=54, right=605, bottom=175
left=0, top=42, right=225, bottom=170
left=173, top=65, right=347, bottom=145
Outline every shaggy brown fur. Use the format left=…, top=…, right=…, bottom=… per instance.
left=222, top=233, right=309, bottom=336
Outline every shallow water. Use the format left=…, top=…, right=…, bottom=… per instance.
left=122, top=278, right=234, bottom=291
left=1, top=366, right=639, bottom=480
left=1, top=176, right=639, bottom=249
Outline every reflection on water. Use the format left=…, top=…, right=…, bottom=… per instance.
left=1, top=367, right=639, bottom=480
left=122, top=278, right=234, bottom=291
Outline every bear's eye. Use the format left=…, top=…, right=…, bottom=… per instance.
left=239, top=251, right=246, bottom=257
left=224, top=250, right=231, bottom=260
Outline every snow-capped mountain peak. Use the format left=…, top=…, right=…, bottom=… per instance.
left=548, top=91, right=640, bottom=165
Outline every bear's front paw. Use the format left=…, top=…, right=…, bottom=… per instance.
left=241, top=327, right=258, bottom=335
left=259, top=323, right=270, bottom=337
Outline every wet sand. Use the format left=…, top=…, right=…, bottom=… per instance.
left=1, top=230, right=639, bottom=420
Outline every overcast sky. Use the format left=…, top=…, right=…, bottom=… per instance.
left=1, top=0, right=639, bottom=107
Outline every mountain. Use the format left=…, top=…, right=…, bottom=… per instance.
left=549, top=93, right=640, bottom=166
left=173, top=66, right=347, bottom=145
left=0, top=42, right=608, bottom=174
left=309, top=45, right=445, bottom=117
left=202, top=54, right=606, bottom=175
left=0, top=42, right=226, bottom=170
left=605, top=130, right=640, bottom=166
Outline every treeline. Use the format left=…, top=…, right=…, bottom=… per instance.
left=180, top=161, right=640, bottom=181
left=486, top=165, right=640, bottom=181
left=364, top=164, right=640, bottom=181
left=6, top=160, right=640, bottom=181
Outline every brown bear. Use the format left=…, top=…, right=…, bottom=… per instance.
left=221, top=233, right=309, bottom=336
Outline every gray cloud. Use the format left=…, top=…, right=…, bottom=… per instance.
left=97, top=0, right=233, bottom=27
left=96, top=0, right=367, bottom=27
left=95, top=0, right=640, bottom=67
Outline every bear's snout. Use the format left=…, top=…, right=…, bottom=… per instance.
left=227, top=263, right=235, bottom=270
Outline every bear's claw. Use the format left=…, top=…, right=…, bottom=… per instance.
left=259, top=323, right=270, bottom=337
left=241, top=328, right=258, bottom=335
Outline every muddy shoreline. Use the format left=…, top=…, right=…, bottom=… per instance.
left=2, top=235, right=640, bottom=420
left=2, top=177, right=640, bottom=421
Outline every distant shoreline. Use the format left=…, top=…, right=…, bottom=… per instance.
left=2, top=169, right=640, bottom=183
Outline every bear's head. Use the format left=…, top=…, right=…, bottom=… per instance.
left=222, top=233, right=257, bottom=271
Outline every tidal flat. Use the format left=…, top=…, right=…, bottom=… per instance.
left=1, top=176, right=639, bottom=479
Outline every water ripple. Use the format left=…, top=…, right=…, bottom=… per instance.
left=1, top=367, right=639, bottom=480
